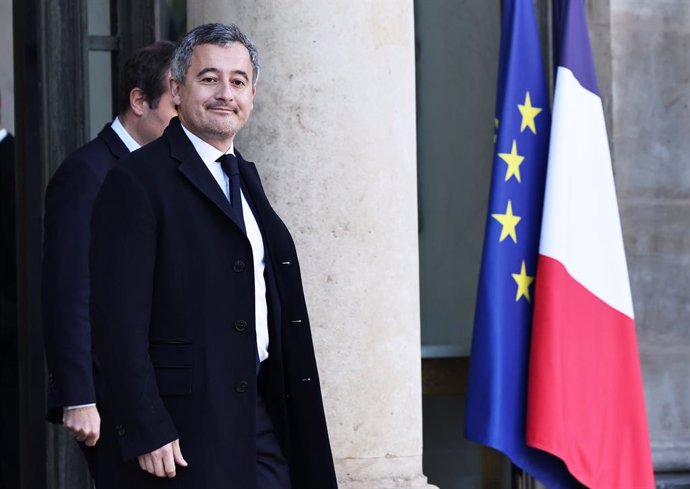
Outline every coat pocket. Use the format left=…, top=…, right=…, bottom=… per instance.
left=149, top=343, right=194, bottom=396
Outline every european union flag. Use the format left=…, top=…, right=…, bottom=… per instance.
left=464, top=0, right=578, bottom=486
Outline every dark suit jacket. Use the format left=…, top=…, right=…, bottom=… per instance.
left=89, top=118, right=337, bottom=489
left=0, top=131, right=20, bottom=489
left=42, top=124, right=129, bottom=420
left=0, top=132, right=16, bottom=349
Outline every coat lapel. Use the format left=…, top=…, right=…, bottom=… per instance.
left=167, top=119, right=244, bottom=230
left=236, top=153, right=282, bottom=241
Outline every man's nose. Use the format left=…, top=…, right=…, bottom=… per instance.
left=217, top=81, right=234, bottom=100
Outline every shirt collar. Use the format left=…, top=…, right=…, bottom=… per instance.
left=0, top=128, right=7, bottom=144
left=180, top=123, right=234, bottom=165
left=111, top=116, right=141, bottom=152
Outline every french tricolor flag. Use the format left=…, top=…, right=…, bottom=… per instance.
left=526, top=1, right=655, bottom=487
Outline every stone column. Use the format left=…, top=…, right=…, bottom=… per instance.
left=189, top=2, right=435, bottom=488
left=0, top=0, right=13, bottom=132
left=611, top=0, right=690, bottom=473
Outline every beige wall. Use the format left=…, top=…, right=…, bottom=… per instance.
left=0, top=0, right=13, bottom=133
left=611, top=0, right=690, bottom=471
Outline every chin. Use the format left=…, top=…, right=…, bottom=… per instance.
left=206, top=126, right=237, bottom=142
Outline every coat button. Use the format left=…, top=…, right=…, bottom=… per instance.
left=234, top=320, right=247, bottom=332
left=233, top=260, right=246, bottom=272
left=235, top=381, right=248, bottom=393
left=115, top=424, right=126, bottom=436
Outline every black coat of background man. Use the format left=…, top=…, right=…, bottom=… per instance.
left=0, top=87, right=19, bottom=489
left=41, top=40, right=177, bottom=477
left=89, top=23, right=338, bottom=488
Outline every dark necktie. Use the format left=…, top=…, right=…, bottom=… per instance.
left=217, top=154, right=246, bottom=234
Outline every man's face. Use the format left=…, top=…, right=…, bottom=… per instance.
left=171, top=42, right=256, bottom=151
left=139, top=75, right=178, bottom=145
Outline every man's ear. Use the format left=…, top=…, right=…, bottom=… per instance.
left=129, top=88, right=147, bottom=117
left=170, top=78, right=182, bottom=106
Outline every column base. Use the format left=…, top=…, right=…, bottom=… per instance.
left=339, top=478, right=438, bottom=489
left=336, top=456, right=439, bottom=489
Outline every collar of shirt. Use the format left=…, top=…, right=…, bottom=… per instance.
left=0, top=128, right=7, bottom=144
left=111, top=116, right=141, bottom=152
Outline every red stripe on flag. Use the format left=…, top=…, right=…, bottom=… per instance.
left=527, top=255, right=654, bottom=489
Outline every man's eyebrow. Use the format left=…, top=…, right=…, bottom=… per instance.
left=196, top=67, right=220, bottom=78
left=232, top=70, right=250, bottom=81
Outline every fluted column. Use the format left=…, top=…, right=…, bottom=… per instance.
left=189, top=2, right=435, bottom=488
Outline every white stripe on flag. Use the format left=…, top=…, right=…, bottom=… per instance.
left=539, top=66, right=634, bottom=318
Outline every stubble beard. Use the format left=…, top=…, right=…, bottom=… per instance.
left=179, top=111, right=240, bottom=147
left=203, top=107, right=244, bottom=143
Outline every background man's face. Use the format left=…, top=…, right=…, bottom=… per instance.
left=172, top=42, right=256, bottom=150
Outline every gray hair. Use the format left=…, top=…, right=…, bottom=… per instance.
left=171, top=23, right=260, bottom=87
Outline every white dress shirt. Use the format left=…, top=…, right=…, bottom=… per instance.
left=181, top=124, right=270, bottom=363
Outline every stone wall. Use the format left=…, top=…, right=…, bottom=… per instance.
left=610, top=0, right=690, bottom=472
left=0, top=0, right=13, bottom=132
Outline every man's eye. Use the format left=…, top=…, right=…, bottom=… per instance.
left=201, top=77, right=217, bottom=83
left=232, top=79, right=246, bottom=86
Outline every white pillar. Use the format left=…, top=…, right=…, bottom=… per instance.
left=0, top=0, right=14, bottom=132
left=189, top=3, right=435, bottom=488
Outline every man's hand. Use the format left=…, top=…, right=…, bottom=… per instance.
left=137, top=439, right=188, bottom=478
left=62, top=405, right=101, bottom=447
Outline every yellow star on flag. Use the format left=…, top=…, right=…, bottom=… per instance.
left=491, top=200, right=521, bottom=243
left=498, top=140, right=524, bottom=183
left=512, top=260, right=535, bottom=302
left=518, top=91, right=542, bottom=134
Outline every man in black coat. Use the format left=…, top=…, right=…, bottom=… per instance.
left=0, top=89, right=19, bottom=489
left=90, top=23, right=338, bottom=489
left=41, top=41, right=177, bottom=475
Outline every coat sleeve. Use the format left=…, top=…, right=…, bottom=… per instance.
left=42, top=158, right=100, bottom=413
left=90, top=164, right=178, bottom=460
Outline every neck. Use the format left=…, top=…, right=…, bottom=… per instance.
left=118, top=111, right=145, bottom=146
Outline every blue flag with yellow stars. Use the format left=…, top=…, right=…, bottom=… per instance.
left=464, top=0, right=578, bottom=487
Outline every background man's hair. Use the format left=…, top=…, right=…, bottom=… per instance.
left=171, top=23, right=260, bottom=87
left=118, top=41, right=176, bottom=115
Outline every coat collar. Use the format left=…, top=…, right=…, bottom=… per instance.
left=98, top=123, right=130, bottom=160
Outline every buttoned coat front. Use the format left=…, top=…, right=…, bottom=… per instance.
left=90, top=118, right=337, bottom=489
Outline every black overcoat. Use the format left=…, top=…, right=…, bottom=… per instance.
left=43, top=124, right=128, bottom=422
left=90, top=118, right=337, bottom=489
